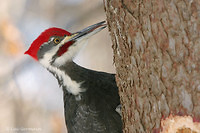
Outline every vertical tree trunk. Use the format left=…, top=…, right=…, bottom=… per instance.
left=104, top=0, right=200, bottom=132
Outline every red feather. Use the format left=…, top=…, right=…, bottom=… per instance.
left=25, top=27, right=71, bottom=60
left=57, top=41, right=73, bottom=56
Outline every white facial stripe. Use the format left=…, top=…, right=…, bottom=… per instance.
left=39, top=57, right=84, bottom=95
left=49, top=37, right=55, bottom=43
left=40, top=36, right=67, bottom=63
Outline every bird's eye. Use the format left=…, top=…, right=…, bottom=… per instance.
left=54, top=38, right=60, bottom=44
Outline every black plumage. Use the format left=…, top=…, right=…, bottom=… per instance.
left=54, top=61, right=122, bottom=133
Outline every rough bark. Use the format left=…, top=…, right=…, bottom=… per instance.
left=104, top=0, right=200, bottom=132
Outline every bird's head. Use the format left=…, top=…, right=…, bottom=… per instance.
left=25, top=21, right=106, bottom=67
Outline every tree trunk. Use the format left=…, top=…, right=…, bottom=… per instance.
left=104, top=0, right=200, bottom=132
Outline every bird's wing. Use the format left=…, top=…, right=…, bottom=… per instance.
left=63, top=78, right=122, bottom=133
left=62, top=62, right=122, bottom=132
left=64, top=100, right=122, bottom=133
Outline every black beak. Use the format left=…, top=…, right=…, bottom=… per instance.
left=62, top=21, right=107, bottom=43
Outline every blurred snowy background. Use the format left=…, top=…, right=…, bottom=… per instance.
left=0, top=0, right=114, bottom=133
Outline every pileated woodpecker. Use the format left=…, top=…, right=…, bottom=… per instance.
left=25, top=21, right=122, bottom=133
